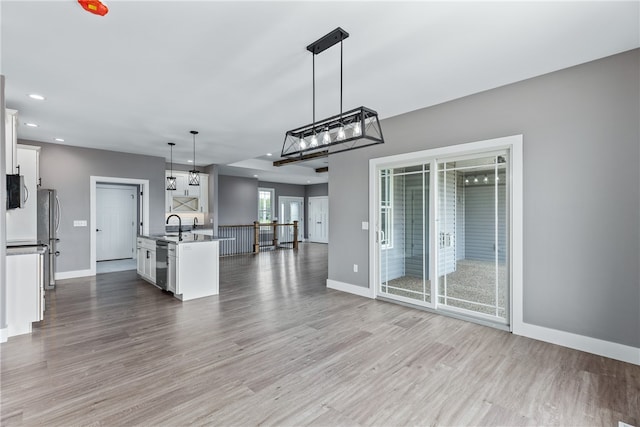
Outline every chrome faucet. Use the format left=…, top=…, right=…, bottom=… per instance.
left=193, top=217, right=198, bottom=229
left=166, top=214, right=183, bottom=241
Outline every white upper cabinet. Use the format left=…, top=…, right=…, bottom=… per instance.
left=5, top=109, right=18, bottom=174
left=165, top=171, right=208, bottom=213
left=7, top=145, right=40, bottom=242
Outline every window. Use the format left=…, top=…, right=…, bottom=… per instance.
left=258, top=188, right=274, bottom=223
left=380, top=170, right=393, bottom=248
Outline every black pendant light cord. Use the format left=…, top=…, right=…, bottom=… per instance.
left=191, top=131, right=197, bottom=169
left=312, top=53, right=315, bottom=131
left=340, top=40, right=343, bottom=119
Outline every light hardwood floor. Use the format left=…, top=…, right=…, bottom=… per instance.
left=1, top=243, right=638, bottom=426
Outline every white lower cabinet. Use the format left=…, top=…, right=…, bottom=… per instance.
left=136, top=237, right=156, bottom=284
left=6, top=252, right=44, bottom=337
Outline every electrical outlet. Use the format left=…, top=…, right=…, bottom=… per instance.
left=353, top=264, right=358, bottom=273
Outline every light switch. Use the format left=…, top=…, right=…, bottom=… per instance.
left=73, top=220, right=87, bottom=227
left=361, top=221, right=369, bottom=230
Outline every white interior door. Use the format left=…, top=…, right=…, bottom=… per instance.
left=308, top=196, right=329, bottom=243
left=96, top=185, right=137, bottom=261
left=278, top=196, right=304, bottom=242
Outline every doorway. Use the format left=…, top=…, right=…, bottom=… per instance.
left=96, top=184, right=137, bottom=262
left=278, top=196, right=304, bottom=243
left=370, top=135, right=523, bottom=331
left=308, top=196, right=329, bottom=243
left=90, top=176, right=150, bottom=276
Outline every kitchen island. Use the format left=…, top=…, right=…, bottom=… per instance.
left=136, top=234, right=231, bottom=301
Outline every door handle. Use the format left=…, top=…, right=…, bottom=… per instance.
left=55, top=196, right=61, bottom=233
left=96, top=229, right=101, bottom=232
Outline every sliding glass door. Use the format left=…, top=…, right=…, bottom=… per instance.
left=377, top=150, right=510, bottom=326
left=437, top=154, right=508, bottom=323
left=379, top=165, right=432, bottom=306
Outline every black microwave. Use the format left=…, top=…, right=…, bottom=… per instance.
left=6, top=174, right=25, bottom=209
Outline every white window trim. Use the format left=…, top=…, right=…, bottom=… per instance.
left=258, top=187, right=275, bottom=223
left=380, top=170, right=393, bottom=249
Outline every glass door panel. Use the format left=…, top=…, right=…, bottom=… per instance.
left=437, top=154, right=508, bottom=322
left=379, top=165, right=431, bottom=305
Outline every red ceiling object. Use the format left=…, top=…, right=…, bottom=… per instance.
left=78, top=0, right=109, bottom=16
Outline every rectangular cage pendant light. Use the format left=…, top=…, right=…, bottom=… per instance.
left=282, top=106, right=383, bottom=157
left=166, top=176, right=177, bottom=190
left=188, top=130, right=200, bottom=186
left=188, top=170, right=200, bottom=186
left=280, top=27, right=384, bottom=163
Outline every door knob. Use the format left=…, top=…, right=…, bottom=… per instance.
left=96, top=229, right=101, bottom=232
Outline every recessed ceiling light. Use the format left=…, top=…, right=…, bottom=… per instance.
left=28, top=94, right=45, bottom=101
left=307, top=180, right=311, bottom=183
left=187, top=159, right=193, bottom=163
left=266, top=153, right=272, bottom=156
left=54, top=138, right=65, bottom=142
left=25, top=122, right=38, bottom=127
left=253, top=174, right=258, bottom=178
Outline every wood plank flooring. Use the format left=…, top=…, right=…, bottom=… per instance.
left=1, top=243, right=638, bottom=426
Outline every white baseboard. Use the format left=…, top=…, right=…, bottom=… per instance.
left=55, top=269, right=94, bottom=280
left=326, top=279, right=374, bottom=299
left=516, top=322, right=639, bottom=366
left=0, top=327, right=8, bottom=343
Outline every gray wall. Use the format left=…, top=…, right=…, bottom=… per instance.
left=305, top=183, right=328, bottom=198
left=328, top=49, right=640, bottom=348
left=18, top=140, right=166, bottom=273
left=205, top=164, right=218, bottom=229
left=218, top=175, right=258, bottom=225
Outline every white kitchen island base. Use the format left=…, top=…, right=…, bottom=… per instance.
left=137, top=235, right=225, bottom=301
left=174, top=240, right=219, bottom=301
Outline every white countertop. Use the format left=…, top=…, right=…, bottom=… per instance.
left=140, top=234, right=234, bottom=244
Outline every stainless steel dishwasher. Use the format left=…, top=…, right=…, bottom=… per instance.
left=156, top=240, right=168, bottom=290
left=167, top=243, right=177, bottom=294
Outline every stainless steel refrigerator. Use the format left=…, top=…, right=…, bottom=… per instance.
left=37, top=189, right=60, bottom=289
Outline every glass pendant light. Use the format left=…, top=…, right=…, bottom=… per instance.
left=353, top=121, right=361, bottom=136
left=322, top=128, right=331, bottom=145
left=166, top=142, right=177, bottom=190
left=188, top=130, right=200, bottom=186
